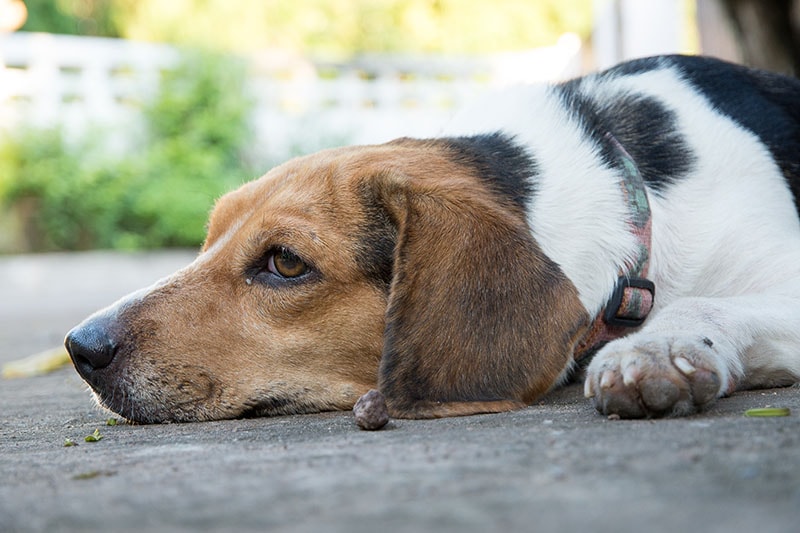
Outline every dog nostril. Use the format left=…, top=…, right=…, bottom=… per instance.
left=65, top=324, right=118, bottom=373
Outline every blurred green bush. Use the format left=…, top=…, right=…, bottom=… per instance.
left=0, top=52, right=258, bottom=252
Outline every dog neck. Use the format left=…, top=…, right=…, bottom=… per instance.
left=443, top=86, right=656, bottom=356
left=572, top=132, right=655, bottom=360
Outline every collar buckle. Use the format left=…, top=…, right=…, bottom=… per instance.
left=603, top=276, right=655, bottom=328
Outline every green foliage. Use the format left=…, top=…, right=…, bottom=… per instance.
left=0, top=52, right=256, bottom=252
left=22, top=0, right=593, bottom=56
left=21, top=0, right=122, bottom=37
left=124, top=52, right=255, bottom=249
left=144, top=52, right=252, bottom=164
left=0, top=128, right=88, bottom=250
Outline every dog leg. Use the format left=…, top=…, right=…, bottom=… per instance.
left=584, top=293, right=800, bottom=418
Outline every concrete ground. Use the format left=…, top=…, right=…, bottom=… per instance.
left=1, top=250, right=799, bottom=533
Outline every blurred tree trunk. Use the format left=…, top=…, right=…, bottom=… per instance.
left=697, top=0, right=800, bottom=75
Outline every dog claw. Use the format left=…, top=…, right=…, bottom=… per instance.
left=673, top=356, right=696, bottom=376
left=584, top=377, right=595, bottom=398
left=600, top=370, right=615, bottom=390
left=622, top=365, right=638, bottom=387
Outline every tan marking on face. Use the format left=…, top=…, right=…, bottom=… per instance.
left=73, top=141, right=587, bottom=422
left=88, top=149, right=388, bottom=421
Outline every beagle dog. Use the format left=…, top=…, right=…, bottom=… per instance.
left=65, top=55, right=800, bottom=423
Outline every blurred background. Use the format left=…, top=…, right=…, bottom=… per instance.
left=0, top=0, right=798, bottom=254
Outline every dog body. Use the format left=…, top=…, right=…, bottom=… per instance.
left=66, top=55, right=800, bottom=423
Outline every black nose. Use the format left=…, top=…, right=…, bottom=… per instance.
left=65, top=319, right=118, bottom=378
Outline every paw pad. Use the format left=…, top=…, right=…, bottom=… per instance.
left=585, top=335, right=724, bottom=418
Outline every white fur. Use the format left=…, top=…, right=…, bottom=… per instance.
left=444, top=86, right=635, bottom=317
left=446, top=61, right=800, bottom=415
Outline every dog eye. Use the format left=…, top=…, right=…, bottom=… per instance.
left=268, top=248, right=309, bottom=279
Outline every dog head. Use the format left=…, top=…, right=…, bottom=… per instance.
left=65, top=137, right=589, bottom=423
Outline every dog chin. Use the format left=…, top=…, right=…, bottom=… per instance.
left=88, top=387, right=230, bottom=424
left=89, top=384, right=327, bottom=424
left=90, top=392, right=184, bottom=424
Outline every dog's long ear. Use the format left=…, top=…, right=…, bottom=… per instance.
left=367, top=139, right=590, bottom=419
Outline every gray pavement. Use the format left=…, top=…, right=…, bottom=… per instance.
left=1, top=251, right=799, bottom=533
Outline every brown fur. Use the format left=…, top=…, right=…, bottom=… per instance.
left=67, top=140, right=589, bottom=423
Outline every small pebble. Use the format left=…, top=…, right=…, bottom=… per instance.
left=353, top=389, right=389, bottom=430
left=607, top=413, right=621, bottom=421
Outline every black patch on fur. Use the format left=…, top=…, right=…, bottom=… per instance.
left=556, top=78, right=696, bottom=195
left=353, top=133, right=537, bottom=290
left=355, top=183, right=398, bottom=290
left=662, top=55, right=800, bottom=209
left=434, top=133, right=538, bottom=210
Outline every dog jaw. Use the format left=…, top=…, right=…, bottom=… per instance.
left=67, top=141, right=587, bottom=422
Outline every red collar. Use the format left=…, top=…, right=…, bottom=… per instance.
left=574, top=133, right=655, bottom=361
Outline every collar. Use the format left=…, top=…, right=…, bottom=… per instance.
left=573, top=132, right=655, bottom=361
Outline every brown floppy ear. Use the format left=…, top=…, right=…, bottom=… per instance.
left=369, top=142, right=590, bottom=419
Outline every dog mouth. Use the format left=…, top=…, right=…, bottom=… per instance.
left=94, top=392, right=323, bottom=424
left=85, top=367, right=328, bottom=423
left=67, top=329, right=329, bottom=423
left=84, top=365, right=230, bottom=424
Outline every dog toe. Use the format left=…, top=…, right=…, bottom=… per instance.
left=682, top=363, right=720, bottom=407
left=593, top=369, right=646, bottom=418
left=586, top=334, right=726, bottom=418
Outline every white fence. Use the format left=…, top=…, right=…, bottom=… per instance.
left=0, top=32, right=582, bottom=159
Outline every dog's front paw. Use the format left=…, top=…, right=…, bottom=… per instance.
left=584, top=335, right=727, bottom=418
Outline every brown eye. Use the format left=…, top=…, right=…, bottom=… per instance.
left=268, top=248, right=309, bottom=278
